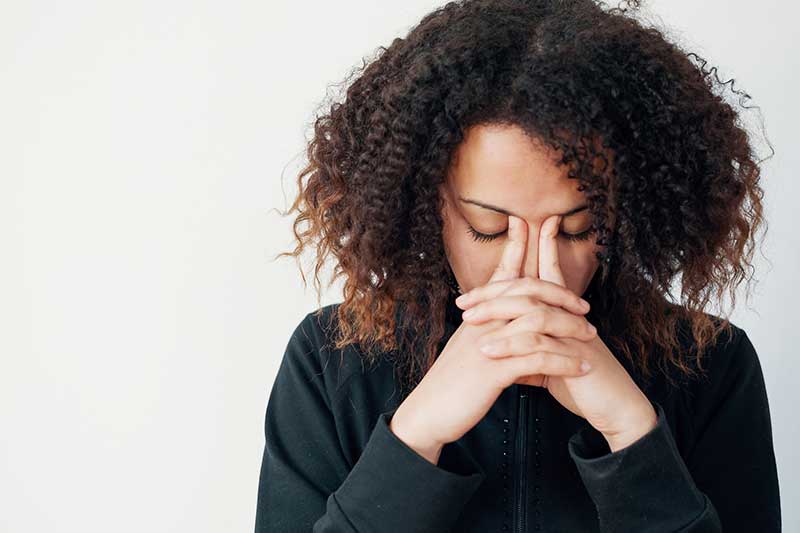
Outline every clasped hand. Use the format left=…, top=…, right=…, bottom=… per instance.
left=456, top=214, right=657, bottom=453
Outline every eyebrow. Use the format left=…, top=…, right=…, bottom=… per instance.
left=458, top=197, right=589, bottom=219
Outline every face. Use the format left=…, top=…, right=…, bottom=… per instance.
left=440, top=123, right=608, bottom=298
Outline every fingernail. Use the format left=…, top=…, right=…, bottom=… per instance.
left=580, top=360, right=592, bottom=373
left=588, top=324, right=597, bottom=335
left=462, top=308, right=476, bottom=319
left=580, top=299, right=590, bottom=310
left=455, top=293, right=470, bottom=306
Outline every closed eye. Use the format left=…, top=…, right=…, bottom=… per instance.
left=466, top=225, right=596, bottom=243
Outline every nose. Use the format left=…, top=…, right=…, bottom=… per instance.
left=521, top=221, right=542, bottom=280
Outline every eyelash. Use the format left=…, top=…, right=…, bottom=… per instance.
left=466, top=225, right=596, bottom=243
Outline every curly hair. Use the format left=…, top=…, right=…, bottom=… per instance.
left=275, top=0, right=771, bottom=398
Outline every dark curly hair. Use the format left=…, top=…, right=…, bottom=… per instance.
left=275, top=0, right=771, bottom=398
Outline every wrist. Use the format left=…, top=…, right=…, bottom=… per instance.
left=603, top=404, right=658, bottom=453
left=389, top=409, right=444, bottom=465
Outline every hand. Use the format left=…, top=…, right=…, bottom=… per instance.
left=456, top=214, right=658, bottom=453
left=389, top=216, right=593, bottom=464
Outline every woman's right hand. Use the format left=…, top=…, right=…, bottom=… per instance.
left=389, top=215, right=595, bottom=463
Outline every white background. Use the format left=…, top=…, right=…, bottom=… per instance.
left=2, top=1, right=797, bottom=531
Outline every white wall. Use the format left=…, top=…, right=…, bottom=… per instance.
left=1, top=1, right=796, bottom=531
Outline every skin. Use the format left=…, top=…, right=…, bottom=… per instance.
left=440, top=123, right=657, bottom=453
left=389, top=207, right=598, bottom=465
left=439, top=123, right=604, bottom=297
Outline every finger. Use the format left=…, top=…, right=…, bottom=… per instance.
left=456, top=276, right=590, bottom=316
left=488, top=215, right=527, bottom=284
left=496, top=351, right=590, bottom=387
left=473, top=309, right=598, bottom=352
left=539, top=214, right=566, bottom=287
left=462, top=295, right=548, bottom=325
left=478, top=328, right=565, bottom=358
left=455, top=278, right=518, bottom=308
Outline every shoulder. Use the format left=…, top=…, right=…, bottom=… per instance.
left=282, top=303, right=395, bottom=404
left=287, top=302, right=341, bottom=355
left=679, top=315, right=761, bottom=392
left=675, top=314, right=770, bottom=435
left=638, top=312, right=754, bottom=394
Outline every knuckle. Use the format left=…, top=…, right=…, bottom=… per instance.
left=581, top=318, right=596, bottom=336
left=571, top=317, right=587, bottom=334
left=476, top=333, right=493, bottom=347
left=533, top=305, right=552, bottom=331
left=522, top=330, right=541, bottom=348
left=523, top=351, right=545, bottom=371
left=468, top=302, right=485, bottom=317
left=523, top=311, right=545, bottom=333
left=497, top=286, right=513, bottom=298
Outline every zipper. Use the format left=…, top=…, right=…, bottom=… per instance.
left=514, top=384, right=529, bottom=533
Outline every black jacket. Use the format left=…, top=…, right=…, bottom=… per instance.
left=254, top=292, right=781, bottom=532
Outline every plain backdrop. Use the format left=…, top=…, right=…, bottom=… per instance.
left=2, top=1, right=797, bottom=531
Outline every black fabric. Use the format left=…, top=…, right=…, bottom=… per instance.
left=254, top=292, right=781, bottom=532
left=568, top=400, right=714, bottom=531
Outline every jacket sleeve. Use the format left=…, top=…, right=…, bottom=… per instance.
left=254, top=313, right=486, bottom=533
left=566, top=328, right=781, bottom=532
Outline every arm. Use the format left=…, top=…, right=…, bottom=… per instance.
left=254, top=313, right=486, bottom=533
left=566, top=328, right=781, bottom=532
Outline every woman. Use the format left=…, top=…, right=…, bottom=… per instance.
left=256, top=1, right=780, bottom=531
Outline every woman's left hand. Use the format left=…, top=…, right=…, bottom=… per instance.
left=455, top=214, right=658, bottom=453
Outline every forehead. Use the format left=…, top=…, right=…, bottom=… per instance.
left=447, top=124, right=585, bottom=216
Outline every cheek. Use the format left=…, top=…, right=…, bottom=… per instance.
left=557, top=239, right=602, bottom=294
left=442, top=210, right=504, bottom=291
left=558, top=239, right=600, bottom=265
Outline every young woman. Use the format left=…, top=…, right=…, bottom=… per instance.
left=256, top=1, right=780, bottom=531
